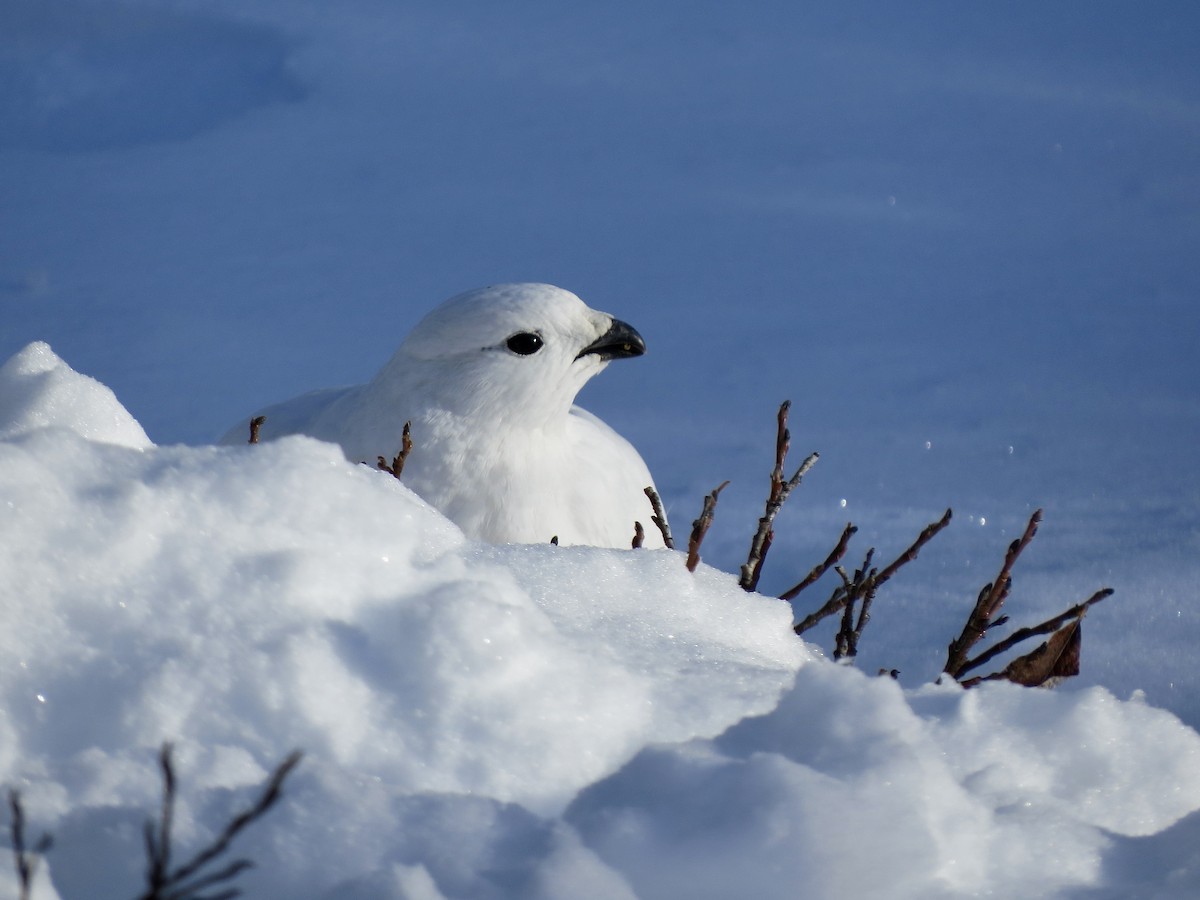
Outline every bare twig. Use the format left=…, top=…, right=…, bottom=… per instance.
left=138, top=743, right=303, bottom=900
left=872, top=508, right=953, bottom=590
left=686, top=481, right=729, bottom=573
left=833, top=550, right=875, bottom=660
left=795, top=510, right=952, bottom=655
left=248, top=416, right=266, bottom=445
left=940, top=509, right=1112, bottom=689
left=958, top=587, right=1114, bottom=684
left=944, top=509, right=1042, bottom=678
left=632, top=521, right=645, bottom=549
left=167, top=859, right=254, bottom=900
left=8, top=790, right=52, bottom=900
left=376, top=421, right=414, bottom=480
left=847, top=582, right=880, bottom=659
left=739, top=401, right=819, bottom=592
left=643, top=486, right=675, bottom=549
left=145, top=743, right=176, bottom=891
left=793, top=584, right=850, bottom=636
left=779, top=522, right=857, bottom=601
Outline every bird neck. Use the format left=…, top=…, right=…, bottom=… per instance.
left=367, top=354, right=578, bottom=432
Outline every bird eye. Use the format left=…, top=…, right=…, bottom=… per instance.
left=505, top=332, right=544, bottom=356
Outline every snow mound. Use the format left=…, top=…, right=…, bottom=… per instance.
left=1, top=346, right=1199, bottom=899
left=570, top=665, right=1200, bottom=899
left=0, top=342, right=150, bottom=448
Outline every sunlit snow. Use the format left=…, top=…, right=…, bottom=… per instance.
left=3, top=346, right=1199, bottom=899
left=3, top=2, right=1199, bottom=897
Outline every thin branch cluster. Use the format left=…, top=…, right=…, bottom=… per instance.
left=669, top=401, right=1112, bottom=684
left=4, top=745, right=306, bottom=900
left=942, top=509, right=1114, bottom=688
left=138, top=743, right=302, bottom=900
left=786, top=510, right=952, bottom=662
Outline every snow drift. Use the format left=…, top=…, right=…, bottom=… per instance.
left=2, top=343, right=1199, bottom=899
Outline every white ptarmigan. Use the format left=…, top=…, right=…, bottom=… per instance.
left=221, top=283, right=665, bottom=548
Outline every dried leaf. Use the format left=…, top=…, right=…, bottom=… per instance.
left=1000, top=617, right=1083, bottom=687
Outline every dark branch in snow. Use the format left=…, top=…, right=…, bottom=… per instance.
left=792, top=583, right=851, bottom=636
left=686, top=481, right=729, bottom=573
left=138, top=743, right=302, bottom=900
left=872, top=508, right=953, bottom=590
left=833, top=548, right=876, bottom=661
left=739, top=401, right=819, bottom=593
left=377, top=421, right=414, bottom=480
left=248, top=416, right=266, bottom=445
left=958, top=588, right=1114, bottom=687
left=632, top=521, right=645, bottom=549
left=940, top=509, right=1112, bottom=689
left=8, top=790, right=53, bottom=900
left=779, top=522, right=858, bottom=601
left=944, top=509, right=1041, bottom=678
left=644, top=486, right=675, bottom=549
left=794, top=510, right=951, bottom=652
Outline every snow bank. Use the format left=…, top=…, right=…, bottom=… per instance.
left=0, top=342, right=150, bottom=448
left=571, top=666, right=1200, bottom=899
left=2, top=344, right=1199, bottom=899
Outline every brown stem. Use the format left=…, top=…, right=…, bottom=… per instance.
left=686, top=481, right=729, bottom=573
left=945, top=509, right=1042, bottom=678
left=377, top=421, right=414, bottom=480
left=740, top=401, right=819, bottom=592
left=872, top=508, right=953, bottom=589
left=643, top=486, right=675, bottom=549
left=779, top=522, right=858, bottom=601
left=795, top=510, right=951, bottom=655
left=248, top=416, right=266, bottom=445
left=957, top=587, right=1113, bottom=679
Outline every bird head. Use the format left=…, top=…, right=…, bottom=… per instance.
left=378, top=283, right=646, bottom=427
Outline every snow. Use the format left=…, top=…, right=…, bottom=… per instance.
left=570, top=669, right=1200, bottom=899
left=3, top=348, right=1200, bottom=898
left=3, top=1, right=1199, bottom=896
left=0, top=342, right=149, bottom=449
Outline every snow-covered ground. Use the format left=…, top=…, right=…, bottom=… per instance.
left=2, top=2, right=1199, bottom=897
left=4, top=340, right=1200, bottom=899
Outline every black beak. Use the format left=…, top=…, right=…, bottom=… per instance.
left=576, top=318, right=646, bottom=362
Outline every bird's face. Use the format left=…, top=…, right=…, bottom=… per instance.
left=390, top=283, right=646, bottom=426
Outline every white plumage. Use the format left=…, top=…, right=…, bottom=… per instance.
left=222, top=283, right=664, bottom=548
